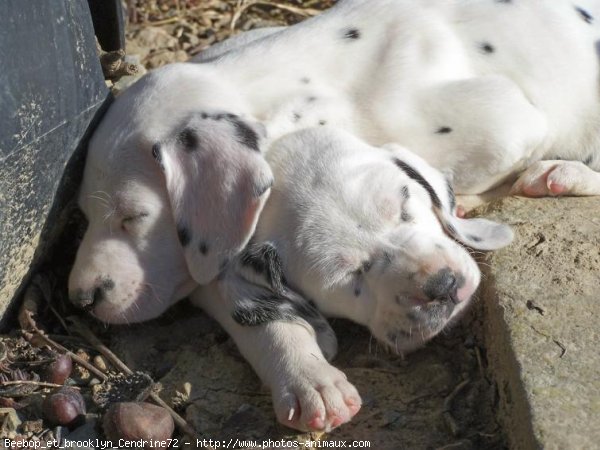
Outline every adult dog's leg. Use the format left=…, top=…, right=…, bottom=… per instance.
left=510, top=160, right=600, bottom=197
left=190, top=281, right=362, bottom=432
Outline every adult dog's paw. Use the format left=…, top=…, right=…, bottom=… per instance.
left=510, top=160, right=599, bottom=197
left=271, top=360, right=361, bottom=432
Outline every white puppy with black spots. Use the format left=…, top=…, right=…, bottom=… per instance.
left=69, top=0, right=600, bottom=432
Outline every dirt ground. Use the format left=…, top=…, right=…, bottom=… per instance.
left=0, top=2, right=506, bottom=448
left=109, top=300, right=505, bottom=449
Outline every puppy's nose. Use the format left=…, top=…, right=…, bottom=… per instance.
left=424, top=268, right=459, bottom=304
left=70, top=283, right=109, bottom=311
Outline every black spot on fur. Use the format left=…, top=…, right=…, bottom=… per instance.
left=293, top=112, right=302, bottom=122
left=232, top=293, right=321, bottom=327
left=436, top=127, right=453, bottom=134
left=401, top=211, right=412, bottom=222
left=101, top=278, right=115, bottom=291
left=343, top=28, right=361, bottom=40
left=480, top=42, right=495, bottom=54
left=300, top=77, right=311, bottom=84
left=380, top=251, right=393, bottom=272
left=583, top=154, right=593, bottom=166
left=354, top=287, right=361, bottom=297
left=240, top=242, right=287, bottom=294
left=362, top=260, right=372, bottom=273
left=215, top=113, right=238, bottom=121
left=393, top=158, right=442, bottom=209
left=152, top=143, right=162, bottom=164
left=495, top=0, right=512, bottom=3
left=232, top=295, right=290, bottom=326
left=307, top=96, right=317, bottom=102
left=177, top=226, right=191, bottom=247
left=319, top=120, right=327, bottom=126
left=446, top=179, right=457, bottom=210
left=575, top=6, right=593, bottom=24
left=467, top=234, right=482, bottom=243
left=446, top=222, right=458, bottom=237
left=179, top=128, right=199, bottom=151
left=225, top=116, right=261, bottom=152
left=199, top=242, right=209, bottom=255
left=401, top=185, right=410, bottom=199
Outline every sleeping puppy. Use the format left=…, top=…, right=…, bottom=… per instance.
left=235, top=127, right=513, bottom=352
left=209, top=127, right=513, bottom=430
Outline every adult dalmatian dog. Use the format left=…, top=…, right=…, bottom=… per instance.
left=69, top=0, right=600, bottom=432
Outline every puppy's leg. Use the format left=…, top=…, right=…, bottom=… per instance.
left=190, top=280, right=362, bottom=432
left=510, top=160, right=600, bottom=197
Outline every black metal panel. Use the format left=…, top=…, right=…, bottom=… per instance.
left=0, top=0, right=110, bottom=326
left=87, top=0, right=126, bottom=52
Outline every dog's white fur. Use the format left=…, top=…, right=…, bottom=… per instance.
left=69, top=0, right=600, bottom=432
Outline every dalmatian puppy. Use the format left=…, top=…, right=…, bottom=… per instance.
left=69, top=0, right=600, bottom=432
left=239, top=127, right=513, bottom=345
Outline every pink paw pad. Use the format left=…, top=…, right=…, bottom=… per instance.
left=308, top=416, right=325, bottom=430
left=548, top=181, right=567, bottom=195
left=330, top=416, right=344, bottom=428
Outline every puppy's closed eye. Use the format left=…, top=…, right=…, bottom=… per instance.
left=121, top=212, right=149, bottom=231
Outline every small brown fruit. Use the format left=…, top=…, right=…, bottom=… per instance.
left=44, top=354, right=72, bottom=385
left=43, top=386, right=86, bottom=427
left=103, top=402, right=174, bottom=448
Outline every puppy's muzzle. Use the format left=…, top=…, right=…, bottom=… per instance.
left=423, top=268, right=461, bottom=305
left=70, top=278, right=115, bottom=312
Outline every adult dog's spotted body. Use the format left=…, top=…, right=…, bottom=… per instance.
left=70, top=0, right=600, bottom=432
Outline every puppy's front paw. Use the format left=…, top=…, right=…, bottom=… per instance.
left=271, top=361, right=361, bottom=432
left=510, top=160, right=595, bottom=197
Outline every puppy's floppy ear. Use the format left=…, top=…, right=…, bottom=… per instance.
left=441, top=215, right=514, bottom=251
left=387, top=143, right=514, bottom=251
left=436, top=172, right=513, bottom=251
left=153, top=112, right=274, bottom=284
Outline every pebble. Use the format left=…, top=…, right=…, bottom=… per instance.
left=93, top=355, right=108, bottom=372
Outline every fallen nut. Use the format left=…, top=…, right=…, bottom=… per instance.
left=42, top=387, right=86, bottom=427
left=103, top=402, right=174, bottom=448
left=44, top=354, right=72, bottom=385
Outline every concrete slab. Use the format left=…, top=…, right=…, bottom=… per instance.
left=478, top=197, right=600, bottom=450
